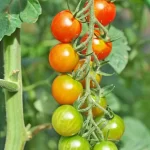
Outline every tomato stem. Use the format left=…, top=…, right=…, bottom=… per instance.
left=73, top=0, right=84, bottom=16
left=75, top=0, right=93, bottom=18
left=3, top=29, right=28, bottom=150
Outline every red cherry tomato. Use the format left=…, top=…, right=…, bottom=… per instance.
left=94, top=0, right=116, bottom=26
left=51, top=10, right=82, bottom=43
left=51, top=75, right=83, bottom=104
left=52, top=105, right=83, bottom=136
left=85, top=0, right=116, bottom=26
left=49, top=43, right=79, bottom=73
left=81, top=32, right=112, bottom=60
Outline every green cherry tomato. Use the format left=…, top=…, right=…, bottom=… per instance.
left=93, top=141, right=118, bottom=150
left=58, top=135, right=90, bottom=150
left=52, top=105, right=83, bottom=136
left=95, top=114, right=125, bottom=140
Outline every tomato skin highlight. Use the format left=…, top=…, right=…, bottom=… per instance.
left=81, top=33, right=112, bottom=60
left=51, top=10, right=82, bottom=43
left=58, top=135, right=90, bottom=150
left=51, top=75, right=83, bottom=104
left=95, top=114, right=125, bottom=140
left=49, top=43, right=79, bottom=73
left=93, top=141, right=118, bottom=150
left=52, top=105, right=83, bottom=136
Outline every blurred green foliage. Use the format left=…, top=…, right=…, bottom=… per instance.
left=0, top=0, right=150, bottom=150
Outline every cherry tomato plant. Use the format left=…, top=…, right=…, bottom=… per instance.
left=3, top=0, right=150, bottom=150
left=48, top=0, right=128, bottom=149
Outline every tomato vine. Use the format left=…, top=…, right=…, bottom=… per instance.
left=49, top=0, right=125, bottom=149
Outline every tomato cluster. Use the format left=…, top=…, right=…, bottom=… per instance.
left=48, top=0, right=124, bottom=150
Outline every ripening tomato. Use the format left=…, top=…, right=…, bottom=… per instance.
left=93, top=141, right=118, bottom=150
left=95, top=114, right=125, bottom=140
left=74, top=59, right=102, bottom=88
left=51, top=10, right=82, bottom=43
left=49, top=43, right=79, bottom=72
left=85, top=0, right=116, bottom=26
left=81, top=32, right=112, bottom=60
left=52, top=105, right=83, bottom=136
left=58, top=135, right=90, bottom=150
left=82, top=96, right=107, bottom=117
left=51, top=75, right=83, bottom=104
left=91, top=96, right=107, bottom=117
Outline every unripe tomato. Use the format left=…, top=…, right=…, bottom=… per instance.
left=49, top=43, right=79, bottom=73
left=85, top=0, right=116, bottom=26
left=81, top=32, right=112, bottom=60
left=58, top=135, right=90, bottom=150
left=51, top=75, right=83, bottom=104
left=74, top=59, right=102, bottom=88
left=52, top=105, right=83, bottom=136
left=51, top=10, right=82, bottom=43
left=82, top=96, right=107, bottom=117
left=95, top=114, right=125, bottom=140
left=93, top=141, right=118, bottom=150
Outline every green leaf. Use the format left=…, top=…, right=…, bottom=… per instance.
left=145, top=0, right=150, bottom=8
left=120, top=117, right=150, bottom=150
left=0, top=0, right=10, bottom=12
left=143, top=0, right=149, bottom=5
left=34, top=91, right=58, bottom=115
left=6, top=14, right=22, bottom=36
left=105, top=93, right=121, bottom=112
left=106, top=26, right=130, bottom=74
left=133, top=100, right=150, bottom=129
left=0, top=13, right=9, bottom=39
left=20, top=0, right=42, bottom=23
left=0, top=0, right=41, bottom=41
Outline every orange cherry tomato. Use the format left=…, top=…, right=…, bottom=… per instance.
left=51, top=75, right=83, bottom=104
left=82, top=96, right=107, bottom=117
left=49, top=43, right=79, bottom=73
left=81, top=31, right=112, bottom=60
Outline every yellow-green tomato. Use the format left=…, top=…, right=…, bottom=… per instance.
left=93, top=141, right=118, bottom=150
left=52, top=105, right=83, bottom=136
left=58, top=135, right=90, bottom=150
left=95, top=114, right=125, bottom=140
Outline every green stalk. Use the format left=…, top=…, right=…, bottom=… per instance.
left=3, top=29, right=28, bottom=150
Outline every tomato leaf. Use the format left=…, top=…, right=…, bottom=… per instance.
left=133, top=100, right=150, bottom=129
left=105, top=93, right=121, bottom=112
left=20, top=0, right=42, bottom=23
left=0, top=0, right=41, bottom=41
left=144, top=0, right=150, bottom=8
left=34, top=91, right=58, bottom=115
left=106, top=26, right=131, bottom=74
left=120, top=117, right=150, bottom=150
